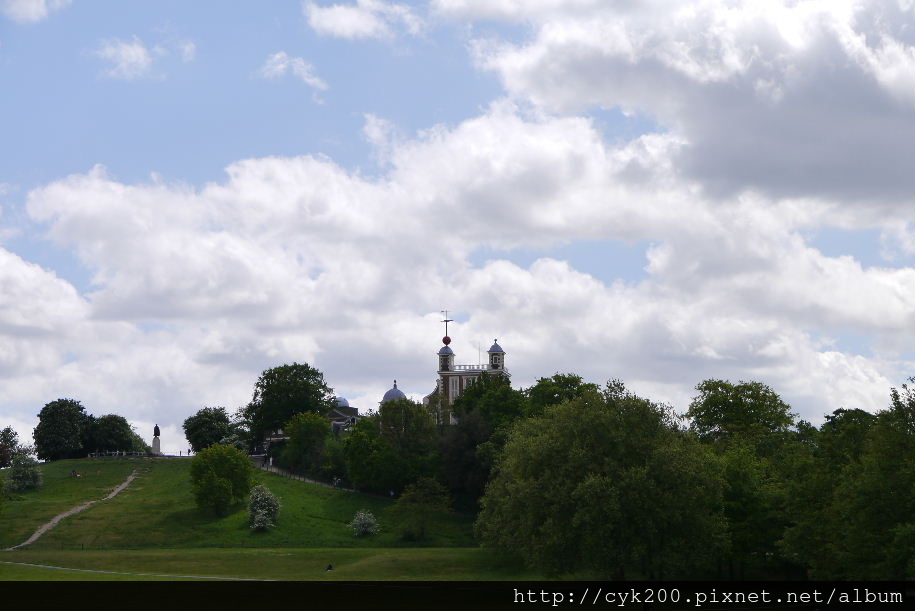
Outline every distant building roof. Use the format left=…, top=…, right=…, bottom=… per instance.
left=488, top=340, right=504, bottom=353
left=381, top=380, right=407, bottom=404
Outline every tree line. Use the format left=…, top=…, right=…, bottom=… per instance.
left=180, top=363, right=915, bottom=580
left=2, top=399, right=149, bottom=463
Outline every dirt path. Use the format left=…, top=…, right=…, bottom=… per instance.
left=5, top=470, right=139, bottom=551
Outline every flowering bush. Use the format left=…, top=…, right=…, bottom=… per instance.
left=348, top=509, right=379, bottom=536
left=248, top=484, right=280, bottom=530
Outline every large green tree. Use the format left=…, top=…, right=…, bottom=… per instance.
left=241, top=363, right=335, bottom=442
left=183, top=407, right=232, bottom=453
left=190, top=444, right=254, bottom=516
left=779, top=409, right=876, bottom=577
left=476, top=381, right=726, bottom=579
left=33, top=398, right=90, bottom=461
left=281, top=411, right=330, bottom=476
left=812, top=380, right=915, bottom=579
left=87, top=414, right=136, bottom=453
left=452, top=373, right=526, bottom=431
left=525, top=372, right=599, bottom=417
left=687, top=379, right=796, bottom=454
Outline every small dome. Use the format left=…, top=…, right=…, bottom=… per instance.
left=381, top=380, right=407, bottom=404
left=488, top=339, right=504, bottom=353
left=335, top=397, right=350, bottom=408
left=438, top=345, right=454, bottom=355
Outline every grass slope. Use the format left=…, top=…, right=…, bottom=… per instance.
left=3, top=457, right=473, bottom=550
left=0, top=458, right=139, bottom=549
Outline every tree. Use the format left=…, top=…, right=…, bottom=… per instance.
left=0, top=426, right=19, bottom=468
left=190, top=444, right=253, bottom=515
left=439, top=410, right=492, bottom=507
left=183, top=407, right=231, bottom=453
left=452, top=373, right=526, bottom=431
left=476, top=381, right=726, bottom=579
left=687, top=380, right=795, bottom=453
left=779, top=409, right=876, bottom=577
left=281, top=412, right=330, bottom=476
left=387, top=477, right=453, bottom=541
left=88, top=414, right=136, bottom=453
left=526, top=373, right=599, bottom=417
left=33, top=398, right=90, bottom=461
left=5, top=454, right=43, bottom=492
left=241, top=363, right=335, bottom=442
left=819, top=379, right=915, bottom=579
left=343, top=417, right=400, bottom=494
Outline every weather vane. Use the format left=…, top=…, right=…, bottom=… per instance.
left=440, top=309, right=453, bottom=344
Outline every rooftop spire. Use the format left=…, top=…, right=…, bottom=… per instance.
left=440, top=308, right=453, bottom=345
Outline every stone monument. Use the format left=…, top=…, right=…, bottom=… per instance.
left=152, top=424, right=161, bottom=456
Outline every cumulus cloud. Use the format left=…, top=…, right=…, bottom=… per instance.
left=1, top=0, right=70, bottom=23
left=305, top=0, right=422, bottom=40
left=6, top=2, right=913, bottom=442
left=15, top=105, right=914, bottom=433
left=259, top=51, right=328, bottom=93
left=95, top=36, right=154, bottom=80
left=451, top=0, right=915, bottom=204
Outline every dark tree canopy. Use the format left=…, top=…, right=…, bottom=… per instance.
left=183, top=407, right=232, bottom=453
left=477, top=382, right=726, bottom=579
left=525, top=372, right=599, bottom=416
left=687, top=379, right=795, bottom=450
left=0, top=426, right=19, bottom=468
left=452, top=372, right=526, bottom=431
left=242, top=363, right=335, bottom=442
left=33, top=398, right=90, bottom=461
left=87, top=414, right=136, bottom=453
left=281, top=411, right=331, bottom=476
left=386, top=477, right=453, bottom=541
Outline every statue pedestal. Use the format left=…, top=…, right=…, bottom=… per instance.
left=152, top=437, right=161, bottom=456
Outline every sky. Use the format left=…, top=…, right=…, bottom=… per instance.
left=1, top=0, right=913, bottom=452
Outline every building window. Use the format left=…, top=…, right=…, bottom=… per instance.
left=450, top=377, right=459, bottom=398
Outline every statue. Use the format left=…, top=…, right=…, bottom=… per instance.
left=152, top=424, right=162, bottom=456
left=154, top=424, right=160, bottom=438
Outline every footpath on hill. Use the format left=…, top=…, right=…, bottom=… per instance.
left=4, top=469, right=139, bottom=551
left=255, top=459, right=392, bottom=500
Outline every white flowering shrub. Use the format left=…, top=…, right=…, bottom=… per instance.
left=348, top=509, right=379, bottom=536
left=248, top=484, right=280, bottom=530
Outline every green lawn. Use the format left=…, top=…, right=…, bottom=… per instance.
left=0, top=457, right=140, bottom=549
left=0, top=547, right=540, bottom=581
left=19, top=458, right=473, bottom=550
left=0, top=457, right=544, bottom=580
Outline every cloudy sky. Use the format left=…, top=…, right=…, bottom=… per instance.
left=1, top=0, right=913, bottom=451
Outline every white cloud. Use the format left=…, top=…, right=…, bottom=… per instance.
left=1, top=0, right=70, bottom=23
left=453, top=0, right=915, bottom=204
left=95, top=36, right=154, bottom=80
left=259, top=51, right=328, bottom=93
left=305, top=0, right=422, bottom=40
left=15, top=104, right=915, bottom=433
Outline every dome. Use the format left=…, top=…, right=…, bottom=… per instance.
left=381, top=380, right=407, bottom=404
left=438, top=345, right=454, bottom=355
left=335, top=397, right=350, bottom=408
left=488, top=339, right=504, bottom=353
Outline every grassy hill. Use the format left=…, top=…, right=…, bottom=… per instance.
left=0, top=457, right=545, bottom=581
left=2, top=457, right=473, bottom=550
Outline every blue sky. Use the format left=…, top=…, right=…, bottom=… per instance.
left=1, top=0, right=914, bottom=450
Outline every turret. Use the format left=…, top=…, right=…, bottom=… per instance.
left=488, top=339, right=504, bottom=370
